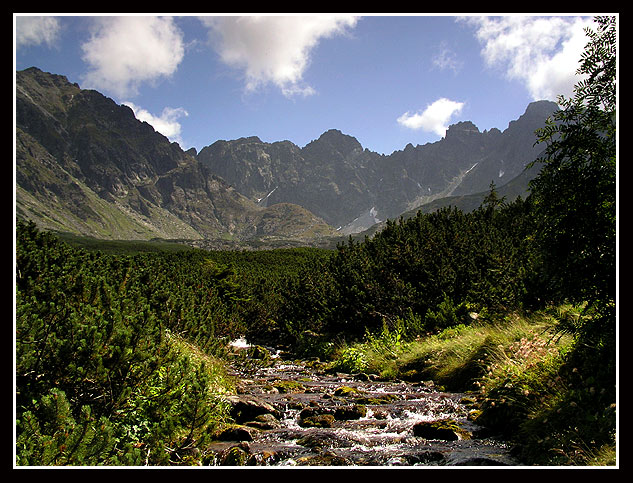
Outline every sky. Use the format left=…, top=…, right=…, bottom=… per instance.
left=14, top=14, right=602, bottom=155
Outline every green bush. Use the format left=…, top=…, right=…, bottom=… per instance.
left=15, top=221, right=234, bottom=465
left=331, top=346, right=369, bottom=374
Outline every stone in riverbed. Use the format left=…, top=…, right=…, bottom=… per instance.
left=299, top=413, right=336, bottom=428
left=411, top=418, right=471, bottom=441
left=245, top=413, right=281, bottom=430
left=334, top=385, right=363, bottom=397
left=272, top=379, right=306, bottom=393
left=334, top=404, right=367, bottom=420
left=295, top=452, right=350, bottom=466
left=214, top=424, right=257, bottom=442
left=297, top=407, right=335, bottom=428
left=226, top=395, right=281, bottom=423
left=218, top=445, right=249, bottom=465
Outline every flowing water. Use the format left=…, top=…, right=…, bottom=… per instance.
left=207, top=342, right=520, bottom=467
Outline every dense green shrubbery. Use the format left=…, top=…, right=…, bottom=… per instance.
left=280, top=191, right=537, bottom=344
left=15, top=16, right=616, bottom=466
left=15, top=222, right=242, bottom=465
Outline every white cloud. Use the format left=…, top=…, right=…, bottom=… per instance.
left=81, top=16, right=185, bottom=98
left=397, top=98, right=465, bottom=137
left=199, top=15, right=359, bottom=97
left=463, top=15, right=594, bottom=101
left=432, top=42, right=462, bottom=73
left=15, top=16, right=60, bottom=49
left=123, top=101, right=188, bottom=146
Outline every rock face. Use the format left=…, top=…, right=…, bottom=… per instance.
left=16, top=67, right=558, bottom=242
left=196, top=101, right=557, bottom=232
left=15, top=67, right=335, bottom=242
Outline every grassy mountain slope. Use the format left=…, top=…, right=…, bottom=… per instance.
left=15, top=67, right=336, bottom=243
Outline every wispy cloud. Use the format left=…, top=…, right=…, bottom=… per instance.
left=462, top=15, right=594, bottom=101
left=397, top=98, right=465, bottom=137
left=80, top=16, right=185, bottom=99
left=200, top=15, right=359, bottom=98
left=15, top=15, right=61, bottom=49
left=431, top=41, right=462, bottom=73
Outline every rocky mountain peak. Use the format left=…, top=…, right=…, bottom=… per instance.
left=506, top=100, right=559, bottom=132
left=307, top=129, right=363, bottom=156
left=445, top=121, right=481, bottom=139
left=235, top=135, right=264, bottom=145
left=523, top=99, right=559, bottom=117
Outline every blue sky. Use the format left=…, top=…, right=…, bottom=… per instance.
left=14, top=14, right=599, bottom=155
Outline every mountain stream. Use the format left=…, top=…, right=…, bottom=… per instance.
left=207, top=340, right=520, bottom=467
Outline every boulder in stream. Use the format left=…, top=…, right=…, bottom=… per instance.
left=245, top=413, right=281, bottom=430
left=334, top=404, right=367, bottom=420
left=214, top=424, right=257, bottom=442
left=299, top=413, right=336, bottom=428
left=226, top=395, right=281, bottom=423
left=295, top=452, right=351, bottom=466
left=218, top=445, right=249, bottom=466
left=411, top=418, right=471, bottom=441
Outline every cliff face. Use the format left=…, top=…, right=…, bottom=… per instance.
left=16, top=67, right=335, bottom=242
left=197, top=102, right=558, bottom=231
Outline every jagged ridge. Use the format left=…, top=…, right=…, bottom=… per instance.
left=15, top=67, right=558, bottom=243
left=196, top=101, right=557, bottom=231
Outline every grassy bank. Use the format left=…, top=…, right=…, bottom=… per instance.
left=327, top=305, right=616, bottom=466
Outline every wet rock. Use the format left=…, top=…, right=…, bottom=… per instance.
left=247, top=451, right=277, bottom=466
left=299, top=413, right=335, bottom=428
left=245, top=413, right=281, bottom=430
left=334, top=385, right=363, bottom=397
left=407, top=451, right=446, bottom=465
left=411, top=419, right=470, bottom=441
left=218, top=445, right=249, bottom=466
left=227, top=395, right=281, bottom=423
left=467, top=408, right=483, bottom=421
left=297, top=406, right=320, bottom=419
left=357, top=394, right=400, bottom=405
left=334, top=404, right=367, bottom=420
left=386, top=456, right=408, bottom=466
left=272, top=379, right=306, bottom=393
left=295, top=452, right=350, bottom=466
left=297, top=430, right=354, bottom=449
left=297, top=406, right=336, bottom=428
left=215, top=425, right=256, bottom=442
left=372, top=409, right=389, bottom=420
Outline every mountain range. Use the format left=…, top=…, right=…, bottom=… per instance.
left=15, top=67, right=558, bottom=247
